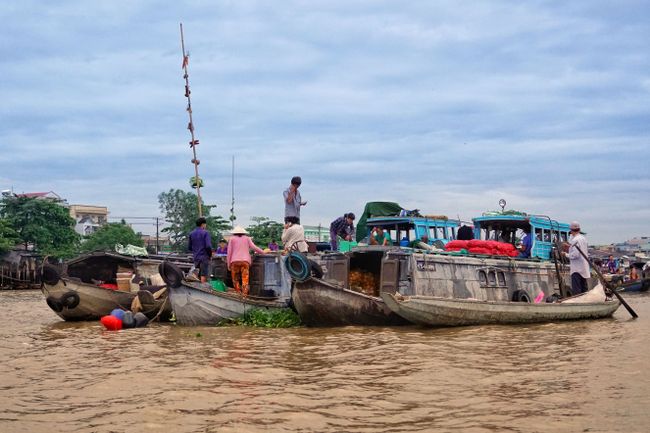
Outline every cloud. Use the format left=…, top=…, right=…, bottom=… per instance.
left=1, top=0, right=649, bottom=244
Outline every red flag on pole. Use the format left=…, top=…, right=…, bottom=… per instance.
left=182, top=54, right=189, bottom=69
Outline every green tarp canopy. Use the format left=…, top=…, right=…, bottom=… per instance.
left=355, top=201, right=404, bottom=242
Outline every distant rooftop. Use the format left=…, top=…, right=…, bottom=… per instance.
left=16, top=191, right=63, bottom=201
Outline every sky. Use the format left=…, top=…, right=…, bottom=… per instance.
left=0, top=1, right=648, bottom=244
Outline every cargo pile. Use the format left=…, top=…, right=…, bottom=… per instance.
left=445, top=240, right=519, bottom=257
left=349, top=269, right=379, bottom=296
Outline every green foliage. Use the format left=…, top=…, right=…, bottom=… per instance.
left=81, top=222, right=144, bottom=252
left=0, top=218, right=19, bottom=254
left=158, top=189, right=230, bottom=252
left=223, top=308, right=302, bottom=328
left=246, top=216, right=283, bottom=249
left=0, top=197, right=80, bottom=259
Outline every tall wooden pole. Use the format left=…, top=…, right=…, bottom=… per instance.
left=180, top=23, right=203, bottom=217
left=230, top=155, right=236, bottom=226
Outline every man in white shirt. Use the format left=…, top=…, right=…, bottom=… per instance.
left=564, top=221, right=590, bottom=295
left=282, top=221, right=309, bottom=253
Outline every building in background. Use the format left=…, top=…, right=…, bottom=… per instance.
left=69, top=205, right=109, bottom=236
left=140, top=234, right=172, bottom=254
left=303, top=225, right=330, bottom=242
left=15, top=191, right=66, bottom=203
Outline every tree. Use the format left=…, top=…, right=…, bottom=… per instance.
left=158, top=189, right=230, bottom=252
left=0, top=196, right=80, bottom=258
left=0, top=218, right=19, bottom=254
left=246, top=216, right=283, bottom=249
left=81, top=221, right=144, bottom=252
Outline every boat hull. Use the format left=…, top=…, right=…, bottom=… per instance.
left=43, top=280, right=137, bottom=321
left=292, top=278, right=410, bottom=327
left=168, top=282, right=289, bottom=326
left=381, top=292, right=620, bottom=327
left=617, top=278, right=650, bottom=292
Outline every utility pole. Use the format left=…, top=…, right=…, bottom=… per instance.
left=155, top=217, right=160, bottom=254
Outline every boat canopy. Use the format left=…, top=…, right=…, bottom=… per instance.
left=472, top=213, right=570, bottom=260
left=356, top=202, right=403, bottom=242
left=366, top=215, right=460, bottom=246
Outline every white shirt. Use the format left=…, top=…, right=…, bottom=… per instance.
left=568, top=233, right=590, bottom=278
left=282, top=224, right=308, bottom=253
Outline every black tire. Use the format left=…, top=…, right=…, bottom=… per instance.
left=40, top=264, right=61, bottom=286
left=308, top=259, right=324, bottom=279
left=46, top=296, right=64, bottom=312
left=512, top=290, right=532, bottom=303
left=546, top=293, right=561, bottom=303
left=60, top=291, right=80, bottom=309
left=158, top=262, right=183, bottom=288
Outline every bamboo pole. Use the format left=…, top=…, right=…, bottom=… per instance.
left=180, top=23, right=203, bottom=217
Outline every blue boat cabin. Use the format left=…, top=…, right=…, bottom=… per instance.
left=472, top=214, right=570, bottom=260
left=365, top=216, right=460, bottom=247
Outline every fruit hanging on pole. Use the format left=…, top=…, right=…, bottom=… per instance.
left=190, top=176, right=204, bottom=189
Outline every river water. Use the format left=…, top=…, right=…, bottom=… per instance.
left=1, top=290, right=650, bottom=433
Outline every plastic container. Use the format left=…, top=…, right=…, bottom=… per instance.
left=338, top=240, right=358, bottom=252
left=210, top=279, right=227, bottom=292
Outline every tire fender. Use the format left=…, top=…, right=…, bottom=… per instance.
left=46, top=296, right=64, bottom=312
left=41, top=264, right=61, bottom=286
left=60, top=291, right=80, bottom=309
left=512, top=289, right=531, bottom=303
left=158, top=262, right=183, bottom=288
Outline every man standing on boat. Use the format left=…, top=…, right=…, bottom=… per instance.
left=188, top=217, right=213, bottom=283
left=564, top=221, right=589, bottom=295
left=283, top=176, right=307, bottom=224
left=329, top=213, right=355, bottom=251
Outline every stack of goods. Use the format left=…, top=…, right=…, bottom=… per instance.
left=445, top=240, right=519, bottom=257
left=116, top=272, right=133, bottom=291
left=349, top=270, right=379, bottom=297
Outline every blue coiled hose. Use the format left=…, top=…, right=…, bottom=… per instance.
left=285, top=251, right=311, bottom=282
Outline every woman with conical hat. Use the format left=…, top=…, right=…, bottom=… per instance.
left=226, top=226, right=264, bottom=297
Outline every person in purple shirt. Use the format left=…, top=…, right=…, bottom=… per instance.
left=215, top=239, right=228, bottom=256
left=188, top=217, right=213, bottom=283
left=329, top=212, right=355, bottom=251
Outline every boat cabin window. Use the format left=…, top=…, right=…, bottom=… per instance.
left=478, top=270, right=506, bottom=287
left=488, top=271, right=497, bottom=286
left=478, top=270, right=488, bottom=285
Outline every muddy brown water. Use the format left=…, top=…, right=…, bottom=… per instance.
left=1, top=290, right=650, bottom=433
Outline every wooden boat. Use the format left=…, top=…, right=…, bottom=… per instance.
left=287, top=209, right=575, bottom=326
left=616, top=278, right=650, bottom=292
left=160, top=255, right=293, bottom=326
left=1, top=248, right=41, bottom=290
left=292, top=277, right=409, bottom=327
left=40, top=251, right=192, bottom=321
left=168, top=281, right=289, bottom=326
left=381, top=290, right=621, bottom=327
